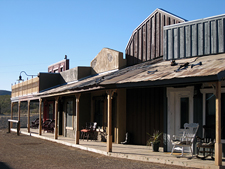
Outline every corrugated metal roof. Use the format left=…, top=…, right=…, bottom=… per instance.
left=37, top=53, right=225, bottom=97
left=102, top=53, right=225, bottom=87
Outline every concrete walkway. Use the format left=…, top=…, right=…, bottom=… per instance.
left=11, top=128, right=225, bottom=169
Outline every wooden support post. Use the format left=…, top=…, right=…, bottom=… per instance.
left=54, top=97, right=59, bottom=139
left=106, top=89, right=116, bottom=152
left=27, top=100, right=30, bottom=133
left=215, top=81, right=222, bottom=166
left=75, top=93, right=81, bottom=144
left=10, top=102, right=14, bottom=129
left=18, top=101, right=21, bottom=132
left=17, top=121, right=20, bottom=136
left=39, top=98, right=42, bottom=135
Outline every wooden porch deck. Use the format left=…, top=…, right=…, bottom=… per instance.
left=11, top=128, right=225, bottom=169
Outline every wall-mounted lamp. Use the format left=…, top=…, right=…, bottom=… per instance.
left=17, top=71, right=37, bottom=82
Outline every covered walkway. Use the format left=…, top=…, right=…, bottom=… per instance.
left=11, top=128, right=225, bottom=169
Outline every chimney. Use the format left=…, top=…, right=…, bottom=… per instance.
left=65, top=55, right=67, bottom=59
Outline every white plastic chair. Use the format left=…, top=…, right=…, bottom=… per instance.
left=171, top=123, right=199, bottom=157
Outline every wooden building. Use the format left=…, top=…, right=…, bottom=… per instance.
left=10, top=9, right=225, bottom=168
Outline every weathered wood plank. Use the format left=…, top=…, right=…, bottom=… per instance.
left=147, top=20, right=151, bottom=61
left=198, top=23, right=204, bottom=56
left=168, top=29, right=173, bottom=60
left=174, top=28, right=178, bottom=59
left=218, top=19, right=224, bottom=53
left=151, top=15, right=156, bottom=59
left=142, top=24, right=147, bottom=61
left=156, top=12, right=160, bottom=58
left=192, top=24, right=197, bottom=56
left=211, top=20, right=217, bottom=54
left=185, top=25, right=191, bottom=57
left=179, top=26, right=185, bottom=58
left=138, top=29, right=142, bottom=63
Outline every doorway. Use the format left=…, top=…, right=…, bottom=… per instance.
left=167, top=86, right=194, bottom=151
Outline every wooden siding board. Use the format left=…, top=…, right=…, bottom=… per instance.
left=156, top=12, right=160, bottom=58
left=146, top=88, right=150, bottom=137
left=160, top=13, right=164, bottom=56
left=174, top=28, right=178, bottom=59
left=138, top=89, right=142, bottom=144
left=168, top=29, right=173, bottom=60
left=147, top=20, right=151, bottom=61
left=180, top=27, right=185, bottom=58
left=218, top=19, right=224, bottom=53
left=204, top=22, right=210, bottom=55
left=185, top=25, right=191, bottom=57
left=192, top=24, right=197, bottom=56
left=143, top=25, right=147, bottom=62
left=164, top=29, right=168, bottom=60
left=151, top=15, right=156, bottom=60
left=198, top=23, right=204, bottom=56
left=138, top=29, right=143, bottom=63
left=211, top=20, right=217, bottom=54
left=142, top=89, right=146, bottom=144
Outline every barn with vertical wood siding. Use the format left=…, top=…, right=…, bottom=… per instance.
left=125, top=8, right=186, bottom=66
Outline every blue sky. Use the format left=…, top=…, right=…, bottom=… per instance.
left=1, top=0, right=225, bottom=91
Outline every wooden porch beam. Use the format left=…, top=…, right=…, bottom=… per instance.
left=39, top=98, right=42, bottom=135
left=106, top=89, right=116, bottom=152
left=54, top=97, right=59, bottom=139
left=215, top=81, right=222, bottom=166
left=75, top=93, right=81, bottom=144
left=27, top=100, right=30, bottom=133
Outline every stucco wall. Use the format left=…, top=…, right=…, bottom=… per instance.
left=60, top=67, right=91, bottom=84
left=90, top=48, right=126, bottom=75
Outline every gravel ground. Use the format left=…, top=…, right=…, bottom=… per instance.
left=0, top=129, right=196, bottom=169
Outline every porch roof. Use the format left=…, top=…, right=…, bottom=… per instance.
left=37, top=53, right=225, bottom=97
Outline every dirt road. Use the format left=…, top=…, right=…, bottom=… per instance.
left=0, top=129, right=195, bottom=169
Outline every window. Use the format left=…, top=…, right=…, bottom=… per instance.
left=49, top=103, right=53, bottom=120
left=206, top=93, right=215, bottom=127
left=94, top=99, right=104, bottom=128
left=180, top=97, right=189, bottom=128
left=66, top=100, right=74, bottom=128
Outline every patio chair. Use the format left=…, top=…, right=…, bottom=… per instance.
left=196, top=125, right=215, bottom=159
left=171, top=123, right=199, bottom=157
left=42, top=119, right=55, bottom=133
left=80, top=122, right=97, bottom=141
left=31, top=118, right=42, bottom=128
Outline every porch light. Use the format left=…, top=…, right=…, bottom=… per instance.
left=17, top=71, right=37, bottom=82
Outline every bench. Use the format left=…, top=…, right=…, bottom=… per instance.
left=8, top=119, right=20, bottom=136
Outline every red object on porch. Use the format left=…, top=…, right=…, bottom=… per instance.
left=80, top=122, right=97, bottom=141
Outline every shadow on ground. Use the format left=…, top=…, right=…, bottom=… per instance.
left=0, top=162, right=12, bottom=169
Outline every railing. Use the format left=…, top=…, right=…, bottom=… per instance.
left=11, top=77, right=39, bottom=98
left=8, top=119, right=20, bottom=136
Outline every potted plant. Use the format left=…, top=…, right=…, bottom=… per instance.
left=146, top=130, right=162, bottom=152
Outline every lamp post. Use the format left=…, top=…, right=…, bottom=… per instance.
left=17, top=71, right=37, bottom=82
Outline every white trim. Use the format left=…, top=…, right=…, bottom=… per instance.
left=167, top=86, right=194, bottom=151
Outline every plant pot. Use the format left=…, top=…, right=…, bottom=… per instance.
left=151, top=142, right=160, bottom=152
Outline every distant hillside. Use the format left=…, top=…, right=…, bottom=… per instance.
left=0, top=90, right=11, bottom=96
